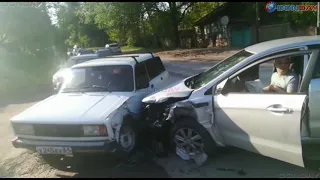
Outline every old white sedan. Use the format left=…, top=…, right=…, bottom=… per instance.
left=10, top=53, right=169, bottom=161
left=143, top=36, right=320, bottom=169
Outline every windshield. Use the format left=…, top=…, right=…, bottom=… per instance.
left=188, top=50, right=253, bottom=89
left=61, top=65, right=134, bottom=93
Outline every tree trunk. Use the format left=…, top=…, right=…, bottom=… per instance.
left=145, top=4, right=162, bottom=48
left=169, top=2, right=180, bottom=48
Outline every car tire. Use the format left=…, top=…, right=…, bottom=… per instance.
left=116, top=123, right=137, bottom=158
left=171, top=117, right=217, bottom=156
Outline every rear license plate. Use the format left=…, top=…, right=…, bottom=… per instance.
left=36, top=146, right=72, bottom=155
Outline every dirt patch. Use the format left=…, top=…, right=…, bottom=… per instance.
left=156, top=47, right=241, bottom=62
left=0, top=151, right=59, bottom=178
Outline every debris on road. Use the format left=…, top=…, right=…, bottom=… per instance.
left=176, top=146, right=208, bottom=166
left=190, top=151, right=208, bottom=166
left=176, top=147, right=190, bottom=161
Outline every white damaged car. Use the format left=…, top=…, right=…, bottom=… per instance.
left=10, top=53, right=169, bottom=161
left=142, top=36, right=320, bottom=169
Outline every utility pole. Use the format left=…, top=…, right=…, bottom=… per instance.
left=317, top=2, right=320, bottom=35
left=256, top=2, right=260, bottom=42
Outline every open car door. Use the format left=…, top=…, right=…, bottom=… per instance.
left=212, top=49, right=320, bottom=167
left=214, top=93, right=306, bottom=167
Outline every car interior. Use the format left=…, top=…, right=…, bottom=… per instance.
left=223, top=55, right=305, bottom=94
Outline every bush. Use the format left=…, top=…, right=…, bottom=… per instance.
left=0, top=50, right=56, bottom=103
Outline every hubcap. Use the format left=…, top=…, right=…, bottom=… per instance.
left=174, top=128, right=204, bottom=155
left=119, top=126, right=135, bottom=152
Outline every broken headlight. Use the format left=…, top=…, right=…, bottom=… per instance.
left=12, top=123, right=34, bottom=135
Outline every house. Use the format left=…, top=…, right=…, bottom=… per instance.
left=193, top=2, right=315, bottom=48
left=193, top=2, right=257, bottom=48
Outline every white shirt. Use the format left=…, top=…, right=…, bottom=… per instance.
left=270, top=71, right=299, bottom=92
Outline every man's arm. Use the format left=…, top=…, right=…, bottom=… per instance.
left=286, top=76, right=299, bottom=93
left=269, top=85, right=286, bottom=93
left=263, top=85, right=271, bottom=92
left=263, top=73, right=276, bottom=93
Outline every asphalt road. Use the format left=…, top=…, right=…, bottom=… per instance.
left=0, top=62, right=318, bottom=178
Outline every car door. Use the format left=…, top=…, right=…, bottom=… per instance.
left=213, top=50, right=319, bottom=167
left=131, top=62, right=152, bottom=115
left=145, top=56, right=169, bottom=91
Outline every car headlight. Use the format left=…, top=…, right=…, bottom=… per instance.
left=13, top=124, right=34, bottom=135
left=82, top=125, right=107, bottom=136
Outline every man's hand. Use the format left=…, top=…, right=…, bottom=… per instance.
left=269, top=85, right=285, bottom=93
left=263, top=85, right=271, bottom=92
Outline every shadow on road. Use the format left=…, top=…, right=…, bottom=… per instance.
left=47, top=152, right=169, bottom=178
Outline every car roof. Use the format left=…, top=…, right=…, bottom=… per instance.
left=245, top=36, right=320, bottom=54
left=70, top=54, right=99, bottom=60
left=72, top=53, right=155, bottom=68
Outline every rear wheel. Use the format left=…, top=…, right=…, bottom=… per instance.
left=171, top=117, right=217, bottom=156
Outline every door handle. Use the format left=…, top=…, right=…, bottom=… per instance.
left=151, top=84, right=154, bottom=88
left=161, top=77, right=163, bottom=80
left=266, top=105, right=293, bottom=113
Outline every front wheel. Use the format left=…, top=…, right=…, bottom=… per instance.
left=171, top=117, right=217, bottom=157
left=117, top=124, right=137, bottom=157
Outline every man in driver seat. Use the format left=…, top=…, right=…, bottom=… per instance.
left=263, top=57, right=299, bottom=93
left=107, top=67, right=126, bottom=90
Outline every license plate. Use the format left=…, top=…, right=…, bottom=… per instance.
left=36, top=146, right=72, bottom=155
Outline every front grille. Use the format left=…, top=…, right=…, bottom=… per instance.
left=33, top=124, right=84, bottom=137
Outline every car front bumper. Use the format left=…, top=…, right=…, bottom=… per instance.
left=11, top=137, right=118, bottom=154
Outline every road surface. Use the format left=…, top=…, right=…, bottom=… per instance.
left=0, top=63, right=318, bottom=178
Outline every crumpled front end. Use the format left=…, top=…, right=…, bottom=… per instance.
left=10, top=95, right=143, bottom=156
left=142, top=95, right=226, bottom=151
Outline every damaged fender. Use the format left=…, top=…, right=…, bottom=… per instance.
left=165, top=100, right=224, bottom=147
left=104, top=98, right=140, bottom=145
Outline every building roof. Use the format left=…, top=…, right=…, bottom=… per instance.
left=245, top=36, right=320, bottom=54
left=194, top=3, right=249, bottom=26
left=72, top=53, right=155, bottom=68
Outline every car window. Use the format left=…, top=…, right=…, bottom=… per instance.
left=145, top=57, right=165, bottom=79
left=135, top=63, right=149, bottom=89
left=61, top=65, right=134, bottom=92
left=312, top=58, right=320, bottom=79
left=189, top=50, right=253, bottom=89
left=224, top=53, right=309, bottom=94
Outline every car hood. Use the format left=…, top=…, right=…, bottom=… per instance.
left=142, top=80, right=193, bottom=104
left=11, top=92, right=132, bottom=124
